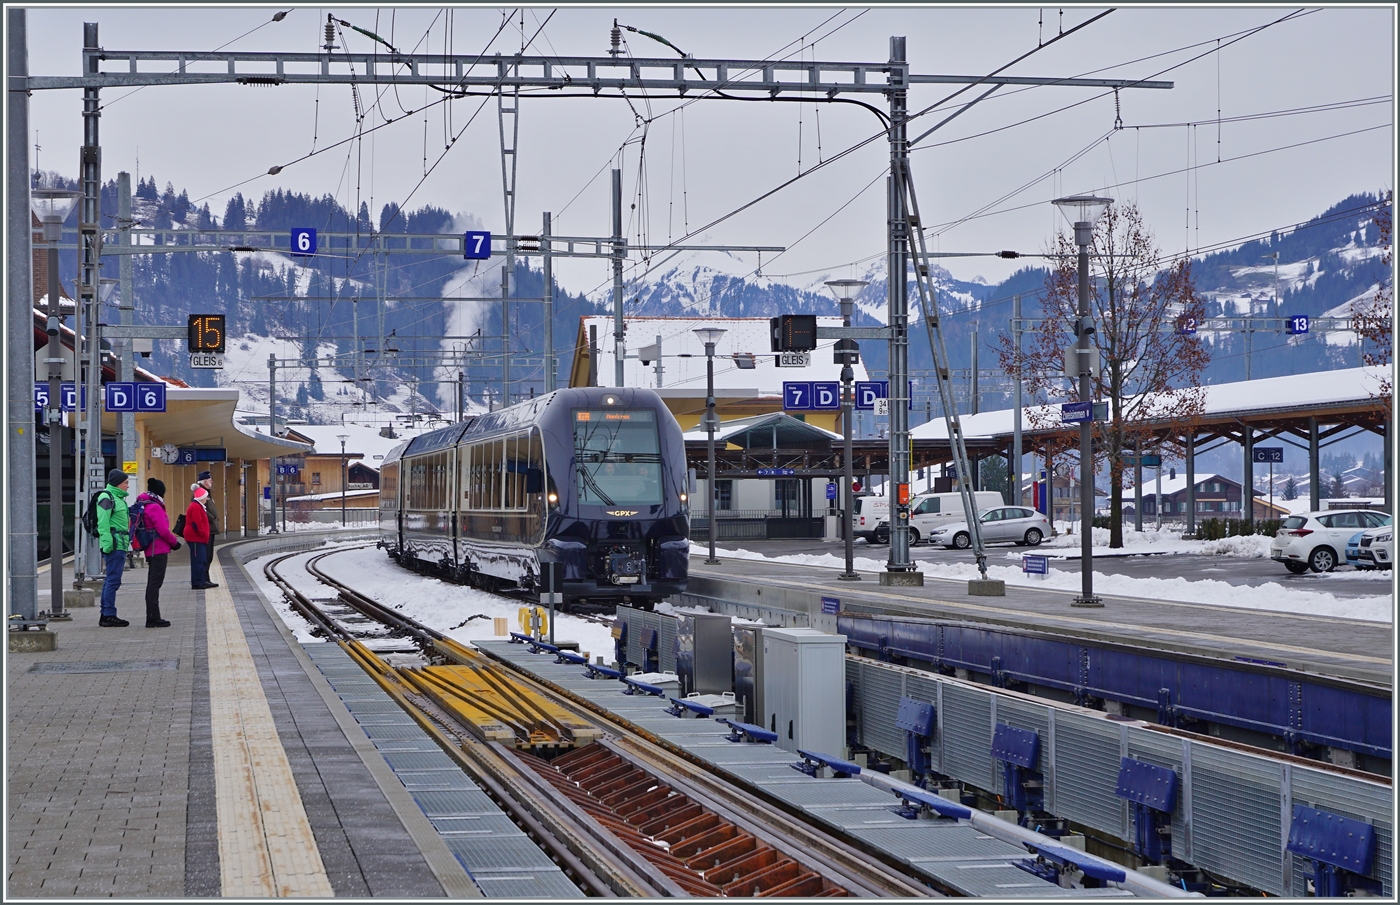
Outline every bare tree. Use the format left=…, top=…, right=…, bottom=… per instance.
left=999, top=201, right=1209, bottom=547
left=1353, top=190, right=1392, bottom=401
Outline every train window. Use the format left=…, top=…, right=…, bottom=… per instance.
left=574, top=409, right=662, bottom=507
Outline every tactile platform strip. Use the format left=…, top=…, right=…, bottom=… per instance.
left=429, top=814, right=522, bottom=836
left=750, top=778, right=897, bottom=809
left=410, top=789, right=503, bottom=818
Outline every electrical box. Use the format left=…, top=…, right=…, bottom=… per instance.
left=674, top=610, right=733, bottom=698
left=762, top=626, right=847, bottom=756
left=769, top=314, right=818, bottom=352
left=732, top=624, right=765, bottom=725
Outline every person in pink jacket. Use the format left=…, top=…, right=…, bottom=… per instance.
left=132, top=478, right=181, bottom=627
left=185, top=486, right=216, bottom=589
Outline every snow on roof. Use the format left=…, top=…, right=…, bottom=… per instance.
left=681, top=411, right=841, bottom=443
left=579, top=315, right=869, bottom=396
left=912, top=366, right=1389, bottom=441
left=284, top=488, right=380, bottom=503
left=236, top=417, right=430, bottom=466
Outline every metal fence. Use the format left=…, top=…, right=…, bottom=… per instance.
left=690, top=509, right=825, bottom=541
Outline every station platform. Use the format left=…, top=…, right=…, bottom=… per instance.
left=688, top=552, right=1393, bottom=686
left=6, top=539, right=477, bottom=898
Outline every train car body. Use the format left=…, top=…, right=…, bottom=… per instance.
left=379, top=387, right=689, bottom=607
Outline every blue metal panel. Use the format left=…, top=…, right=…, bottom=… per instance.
left=1115, top=757, right=1178, bottom=812
left=840, top=614, right=1390, bottom=759
left=895, top=696, right=935, bottom=735
left=992, top=723, right=1040, bottom=769
left=1288, top=804, right=1377, bottom=875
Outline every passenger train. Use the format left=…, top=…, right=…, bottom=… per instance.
left=378, top=387, right=690, bottom=609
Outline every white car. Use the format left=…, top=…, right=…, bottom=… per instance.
left=852, top=495, right=889, bottom=544
left=1359, top=523, right=1393, bottom=570
left=1271, top=509, right=1391, bottom=573
left=927, top=506, right=1051, bottom=549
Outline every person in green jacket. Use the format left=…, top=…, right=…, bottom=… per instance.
left=95, top=469, right=131, bottom=627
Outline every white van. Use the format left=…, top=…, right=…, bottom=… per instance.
left=852, top=495, right=889, bottom=543
left=874, top=491, right=1006, bottom=545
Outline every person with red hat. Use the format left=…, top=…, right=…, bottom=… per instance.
left=185, top=485, right=217, bottom=590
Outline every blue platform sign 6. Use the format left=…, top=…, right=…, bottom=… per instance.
left=812, top=382, right=841, bottom=410
left=135, top=383, right=167, bottom=412
left=782, top=382, right=813, bottom=411
left=463, top=230, right=491, bottom=260
left=176, top=448, right=198, bottom=467
left=290, top=228, right=317, bottom=256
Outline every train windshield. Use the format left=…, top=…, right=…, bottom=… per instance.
left=574, top=409, right=663, bottom=507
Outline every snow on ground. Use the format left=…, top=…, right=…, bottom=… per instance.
left=245, top=542, right=616, bottom=658
left=714, top=547, right=1393, bottom=623
left=1039, top=524, right=1274, bottom=559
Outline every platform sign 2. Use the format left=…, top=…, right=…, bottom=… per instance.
left=1177, top=316, right=1198, bottom=335
left=782, top=382, right=813, bottom=411
left=291, top=228, right=317, bottom=256
left=463, top=230, right=491, bottom=260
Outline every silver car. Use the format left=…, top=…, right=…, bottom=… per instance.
left=927, top=506, right=1051, bottom=549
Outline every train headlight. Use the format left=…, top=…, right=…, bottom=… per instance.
left=679, top=492, right=688, bottom=503
left=604, top=395, right=617, bottom=405
left=547, top=492, right=558, bottom=504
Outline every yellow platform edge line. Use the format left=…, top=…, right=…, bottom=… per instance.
left=206, top=555, right=335, bottom=897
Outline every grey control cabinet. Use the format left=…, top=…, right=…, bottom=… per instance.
left=762, top=627, right=847, bottom=756
left=674, top=611, right=733, bottom=697
left=732, top=624, right=764, bottom=725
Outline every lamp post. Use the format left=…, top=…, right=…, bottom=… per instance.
left=1052, top=195, right=1112, bottom=608
left=826, top=279, right=868, bottom=581
left=693, top=327, right=726, bottom=565
left=31, top=188, right=81, bottom=619
left=337, top=434, right=348, bottom=527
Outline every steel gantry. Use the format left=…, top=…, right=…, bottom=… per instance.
left=8, top=22, right=1173, bottom=605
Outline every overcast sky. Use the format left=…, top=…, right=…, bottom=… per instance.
left=19, top=5, right=1396, bottom=296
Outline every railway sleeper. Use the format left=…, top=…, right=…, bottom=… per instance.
left=611, top=784, right=675, bottom=816
left=723, top=859, right=807, bottom=897
left=706, top=845, right=780, bottom=885
left=687, top=834, right=758, bottom=871
left=671, top=824, right=741, bottom=861
left=639, top=802, right=704, bottom=836
left=655, top=812, right=723, bottom=846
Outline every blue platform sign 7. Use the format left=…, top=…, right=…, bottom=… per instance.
left=783, top=382, right=813, bottom=411
left=812, top=382, right=841, bottom=410
left=1286, top=315, right=1310, bottom=335
left=290, top=228, right=317, bottom=256
left=463, top=231, right=491, bottom=260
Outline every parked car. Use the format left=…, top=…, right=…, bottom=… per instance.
left=1357, top=517, right=1394, bottom=569
left=1367, top=527, right=1393, bottom=569
left=852, top=495, right=889, bottom=543
left=872, top=490, right=1005, bottom=545
left=927, top=506, right=1052, bottom=549
left=1345, top=531, right=1370, bottom=569
left=1270, top=509, right=1390, bottom=573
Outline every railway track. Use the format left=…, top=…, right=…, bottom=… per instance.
left=264, top=547, right=941, bottom=897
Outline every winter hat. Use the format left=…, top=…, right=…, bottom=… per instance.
left=193, top=486, right=209, bottom=501
left=107, top=468, right=129, bottom=487
left=147, top=477, right=166, bottom=497
left=197, top=470, right=212, bottom=481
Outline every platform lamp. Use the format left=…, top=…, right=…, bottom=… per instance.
left=31, top=188, right=82, bottom=621
left=337, top=434, right=349, bottom=527
left=693, top=327, right=727, bottom=566
left=826, top=279, right=868, bottom=581
left=1052, top=195, right=1112, bottom=608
